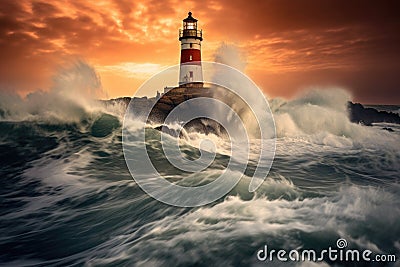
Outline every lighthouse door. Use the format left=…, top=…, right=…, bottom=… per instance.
left=189, top=71, right=193, bottom=81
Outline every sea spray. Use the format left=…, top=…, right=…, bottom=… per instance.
left=0, top=60, right=116, bottom=123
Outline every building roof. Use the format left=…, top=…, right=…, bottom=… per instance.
left=183, top=12, right=197, bottom=22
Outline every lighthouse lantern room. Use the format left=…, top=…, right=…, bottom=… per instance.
left=179, top=12, right=203, bottom=87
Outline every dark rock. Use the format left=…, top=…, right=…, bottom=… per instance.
left=183, top=118, right=227, bottom=137
left=149, top=86, right=213, bottom=123
left=382, top=127, right=394, bottom=132
left=154, top=125, right=182, bottom=138
left=347, top=102, right=400, bottom=126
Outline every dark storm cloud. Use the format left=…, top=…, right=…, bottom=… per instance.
left=203, top=0, right=399, bottom=35
left=198, top=0, right=400, bottom=103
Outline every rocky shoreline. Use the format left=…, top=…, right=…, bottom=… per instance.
left=103, top=92, right=400, bottom=136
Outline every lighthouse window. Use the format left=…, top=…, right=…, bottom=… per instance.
left=190, top=43, right=193, bottom=48
left=186, top=22, right=195, bottom=29
left=189, top=55, right=192, bottom=60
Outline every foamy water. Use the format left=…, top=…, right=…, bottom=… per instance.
left=0, top=82, right=399, bottom=265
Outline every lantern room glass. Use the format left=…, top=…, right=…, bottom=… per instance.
left=184, top=21, right=197, bottom=30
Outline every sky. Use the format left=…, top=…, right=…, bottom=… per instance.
left=0, top=0, right=399, bottom=104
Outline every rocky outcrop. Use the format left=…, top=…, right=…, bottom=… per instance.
left=347, top=102, right=400, bottom=126
left=149, top=87, right=213, bottom=123
left=102, top=96, right=400, bottom=137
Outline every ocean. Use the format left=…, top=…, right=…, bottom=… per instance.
left=0, top=88, right=399, bottom=266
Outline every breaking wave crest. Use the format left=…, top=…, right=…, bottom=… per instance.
left=0, top=60, right=124, bottom=124
left=270, top=88, right=399, bottom=149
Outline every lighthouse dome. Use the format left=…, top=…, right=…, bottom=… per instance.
left=183, top=12, right=198, bottom=22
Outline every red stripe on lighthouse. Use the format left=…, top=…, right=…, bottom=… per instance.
left=180, top=49, right=201, bottom=64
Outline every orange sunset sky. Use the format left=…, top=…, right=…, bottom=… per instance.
left=0, top=0, right=399, bottom=104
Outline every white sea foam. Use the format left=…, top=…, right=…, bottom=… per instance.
left=269, top=89, right=400, bottom=150
left=0, top=60, right=117, bottom=123
left=85, top=184, right=398, bottom=266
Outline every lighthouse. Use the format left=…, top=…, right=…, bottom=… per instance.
left=179, top=12, right=203, bottom=87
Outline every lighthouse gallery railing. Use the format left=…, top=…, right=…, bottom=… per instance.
left=179, top=29, right=202, bottom=40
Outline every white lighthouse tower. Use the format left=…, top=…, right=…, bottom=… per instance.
left=179, top=12, right=203, bottom=87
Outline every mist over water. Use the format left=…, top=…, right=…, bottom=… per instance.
left=0, top=54, right=399, bottom=266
